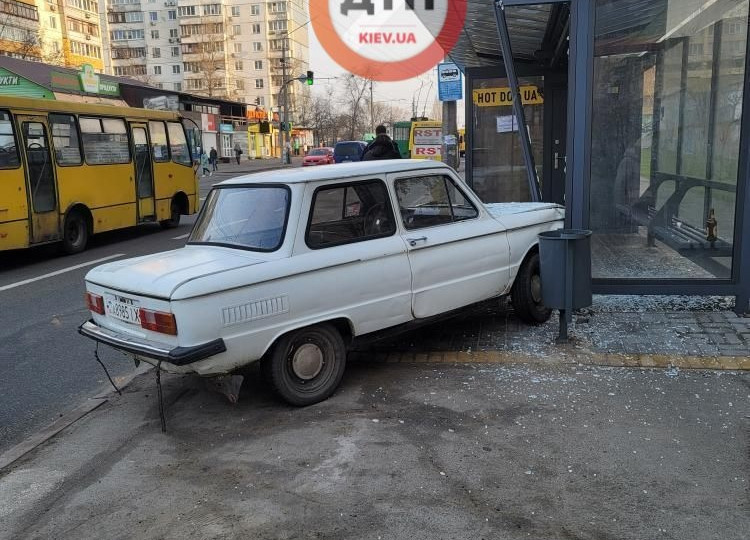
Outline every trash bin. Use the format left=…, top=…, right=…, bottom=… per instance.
left=538, top=229, right=592, bottom=342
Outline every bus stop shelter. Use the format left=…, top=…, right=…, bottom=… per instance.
left=449, top=0, right=750, bottom=313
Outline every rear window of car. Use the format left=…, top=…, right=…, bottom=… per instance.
left=309, top=148, right=328, bottom=156
left=334, top=143, right=361, bottom=157
left=189, top=185, right=290, bottom=251
left=306, top=180, right=396, bottom=249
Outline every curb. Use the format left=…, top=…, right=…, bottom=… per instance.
left=348, top=350, right=750, bottom=370
left=0, top=366, right=150, bottom=472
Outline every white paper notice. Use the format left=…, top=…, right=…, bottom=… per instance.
left=496, top=115, right=518, bottom=133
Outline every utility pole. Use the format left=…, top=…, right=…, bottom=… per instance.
left=279, top=39, right=288, bottom=164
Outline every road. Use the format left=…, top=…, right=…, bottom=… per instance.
left=0, top=160, right=295, bottom=453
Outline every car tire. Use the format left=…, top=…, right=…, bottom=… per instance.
left=62, top=210, right=88, bottom=254
left=267, top=323, right=347, bottom=406
left=160, top=199, right=181, bottom=229
left=511, top=252, right=552, bottom=324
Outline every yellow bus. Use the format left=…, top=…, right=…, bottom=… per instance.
left=0, top=96, right=199, bottom=254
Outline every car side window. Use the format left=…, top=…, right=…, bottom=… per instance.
left=306, top=180, right=396, bottom=249
left=395, top=175, right=479, bottom=230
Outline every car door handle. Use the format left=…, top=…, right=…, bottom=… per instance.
left=407, top=236, right=427, bottom=247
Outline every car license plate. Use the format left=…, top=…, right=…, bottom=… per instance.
left=104, top=293, right=141, bottom=324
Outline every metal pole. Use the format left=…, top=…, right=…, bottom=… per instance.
left=278, top=41, right=286, bottom=164
left=493, top=0, right=541, bottom=202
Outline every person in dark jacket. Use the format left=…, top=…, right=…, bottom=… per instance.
left=362, top=125, right=401, bottom=160
left=209, top=147, right=218, bottom=172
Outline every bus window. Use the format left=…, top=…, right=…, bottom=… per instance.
left=49, top=114, right=82, bottom=166
left=167, top=122, right=192, bottom=166
left=80, top=117, right=130, bottom=165
left=148, top=121, right=169, bottom=162
left=0, top=111, right=19, bottom=168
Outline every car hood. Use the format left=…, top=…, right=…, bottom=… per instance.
left=85, top=246, right=266, bottom=300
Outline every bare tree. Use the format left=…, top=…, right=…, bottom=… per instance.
left=338, top=74, right=370, bottom=140
left=185, top=26, right=228, bottom=98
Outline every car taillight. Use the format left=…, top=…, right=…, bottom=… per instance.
left=139, top=308, right=178, bottom=335
left=85, top=292, right=104, bottom=314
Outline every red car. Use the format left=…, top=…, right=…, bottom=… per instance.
left=302, top=147, right=334, bottom=166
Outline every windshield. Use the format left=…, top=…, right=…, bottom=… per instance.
left=189, top=186, right=290, bottom=251
left=335, top=143, right=361, bottom=157
left=309, top=148, right=328, bottom=156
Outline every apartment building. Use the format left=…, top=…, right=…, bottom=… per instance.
left=0, top=0, right=104, bottom=69
left=101, top=0, right=182, bottom=90
left=100, top=0, right=310, bottom=117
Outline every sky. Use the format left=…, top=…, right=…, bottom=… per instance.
left=304, top=21, right=466, bottom=127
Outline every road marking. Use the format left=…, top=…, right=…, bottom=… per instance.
left=0, top=253, right=125, bottom=292
left=172, top=233, right=190, bottom=240
left=200, top=197, right=206, bottom=201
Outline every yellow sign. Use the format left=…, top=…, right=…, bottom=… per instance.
left=472, top=85, right=544, bottom=107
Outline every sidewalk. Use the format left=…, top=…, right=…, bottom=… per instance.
left=207, top=155, right=304, bottom=176
left=351, top=295, right=750, bottom=370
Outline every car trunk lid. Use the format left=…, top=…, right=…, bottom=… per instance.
left=85, top=246, right=265, bottom=299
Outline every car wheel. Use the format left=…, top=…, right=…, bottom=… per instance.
left=62, top=210, right=88, bottom=254
left=160, top=199, right=181, bottom=229
left=511, top=252, right=552, bottom=324
left=267, top=323, right=347, bottom=406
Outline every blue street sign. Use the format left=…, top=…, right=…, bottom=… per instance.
left=437, top=62, right=463, bottom=101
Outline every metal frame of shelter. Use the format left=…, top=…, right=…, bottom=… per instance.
left=463, top=0, right=750, bottom=313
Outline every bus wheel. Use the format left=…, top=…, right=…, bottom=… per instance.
left=62, top=211, right=88, bottom=254
left=160, top=200, right=181, bottom=229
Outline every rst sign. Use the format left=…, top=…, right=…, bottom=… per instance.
left=411, top=122, right=442, bottom=160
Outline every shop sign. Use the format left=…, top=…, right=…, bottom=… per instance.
left=202, top=113, right=217, bottom=132
left=219, top=124, right=234, bottom=133
left=78, top=64, right=119, bottom=95
left=143, top=95, right=179, bottom=111
left=246, top=108, right=268, bottom=121
left=52, top=65, right=120, bottom=96
left=473, top=85, right=543, bottom=107
left=0, top=68, right=54, bottom=99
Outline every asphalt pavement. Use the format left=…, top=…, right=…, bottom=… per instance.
left=0, top=156, right=302, bottom=454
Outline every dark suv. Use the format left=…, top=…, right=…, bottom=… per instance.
left=333, top=141, right=367, bottom=163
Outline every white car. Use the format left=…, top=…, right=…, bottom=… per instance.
left=80, top=160, right=563, bottom=405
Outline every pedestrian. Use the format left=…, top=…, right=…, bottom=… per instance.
left=234, top=143, right=242, bottom=165
left=362, top=125, right=401, bottom=160
left=209, top=147, right=218, bottom=172
left=200, top=151, right=210, bottom=178
left=293, top=138, right=300, bottom=156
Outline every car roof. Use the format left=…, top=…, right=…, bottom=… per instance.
left=334, top=140, right=365, bottom=145
left=217, top=160, right=452, bottom=186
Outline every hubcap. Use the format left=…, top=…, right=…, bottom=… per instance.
left=531, top=274, right=542, bottom=303
left=67, top=222, right=80, bottom=244
left=291, top=343, right=324, bottom=380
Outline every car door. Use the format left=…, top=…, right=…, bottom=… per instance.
left=389, top=171, right=511, bottom=319
left=294, top=177, right=413, bottom=334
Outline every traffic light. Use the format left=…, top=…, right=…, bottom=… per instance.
left=254, top=97, right=260, bottom=105
left=306, top=70, right=313, bottom=86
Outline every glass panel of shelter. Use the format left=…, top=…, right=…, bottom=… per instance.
left=590, top=0, right=748, bottom=280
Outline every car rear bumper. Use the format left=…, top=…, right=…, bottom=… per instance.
left=78, top=319, right=226, bottom=366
